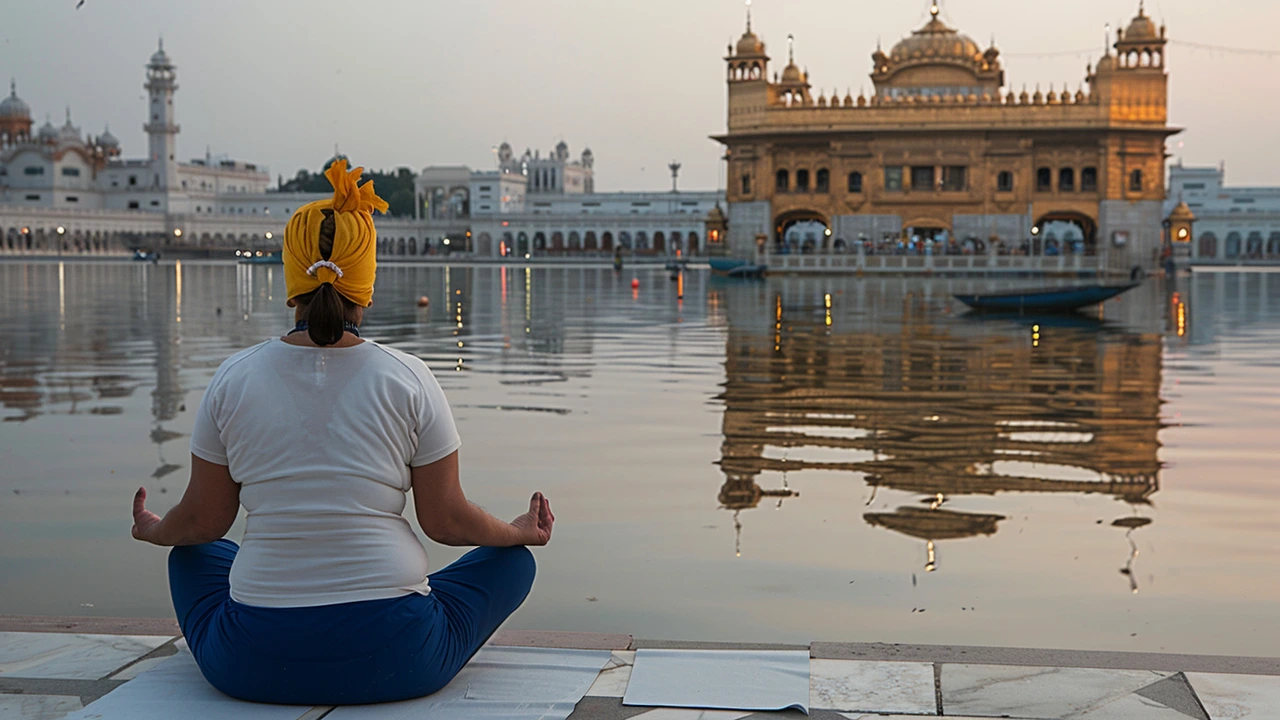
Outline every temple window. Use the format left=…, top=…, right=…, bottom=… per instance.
left=1036, top=167, right=1052, bottom=192
left=1081, top=167, right=1098, bottom=192
left=741, top=173, right=752, bottom=195
left=815, top=169, right=830, bottom=193
left=848, top=171, right=864, bottom=193
left=884, top=166, right=904, bottom=192
left=795, top=169, right=810, bottom=192
left=942, top=166, right=967, bottom=192
left=1059, top=168, right=1075, bottom=192
left=23, top=166, right=44, bottom=176
left=910, top=166, right=935, bottom=191
left=775, top=169, right=790, bottom=193
left=1129, top=169, right=1144, bottom=192
left=997, top=171, right=1014, bottom=192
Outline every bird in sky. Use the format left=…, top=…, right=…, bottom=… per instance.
left=76, top=0, right=86, bottom=8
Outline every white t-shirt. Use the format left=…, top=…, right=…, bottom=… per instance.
left=189, top=338, right=462, bottom=608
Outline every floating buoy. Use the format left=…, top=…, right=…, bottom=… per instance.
left=417, top=296, right=430, bottom=307
left=631, top=278, right=640, bottom=290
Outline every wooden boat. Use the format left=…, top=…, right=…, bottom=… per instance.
left=954, top=282, right=1140, bottom=313
left=236, top=250, right=283, bottom=265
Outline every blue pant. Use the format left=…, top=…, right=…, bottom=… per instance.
left=168, top=540, right=535, bottom=705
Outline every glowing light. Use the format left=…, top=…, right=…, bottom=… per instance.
left=443, top=238, right=451, bottom=246
left=56, top=226, right=65, bottom=235
left=173, top=228, right=182, bottom=238
left=265, top=232, right=273, bottom=240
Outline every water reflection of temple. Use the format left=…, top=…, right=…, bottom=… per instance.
left=715, top=280, right=1164, bottom=564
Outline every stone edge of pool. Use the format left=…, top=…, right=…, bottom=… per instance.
left=4, top=614, right=1280, bottom=677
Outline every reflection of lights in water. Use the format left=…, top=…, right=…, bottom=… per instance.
left=175, top=260, right=183, bottom=324
left=58, top=262, right=65, bottom=326
left=1032, top=323, right=1040, bottom=348
left=925, top=540, right=937, bottom=573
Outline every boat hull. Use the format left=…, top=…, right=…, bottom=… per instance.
left=954, top=282, right=1140, bottom=313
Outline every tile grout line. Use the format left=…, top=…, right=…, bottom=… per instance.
left=101, top=636, right=181, bottom=681
left=1176, top=671, right=1215, bottom=720
left=933, top=662, right=943, bottom=716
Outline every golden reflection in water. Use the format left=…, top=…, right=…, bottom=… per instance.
left=716, top=288, right=1164, bottom=573
left=174, top=260, right=183, bottom=324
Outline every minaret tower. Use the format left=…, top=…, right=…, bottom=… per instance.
left=725, top=0, right=770, bottom=132
left=144, top=39, right=180, bottom=191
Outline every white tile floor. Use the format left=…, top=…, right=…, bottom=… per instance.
left=0, top=631, right=171, bottom=681
left=808, top=659, right=935, bottom=715
left=2, top=631, right=1280, bottom=720
left=0, top=695, right=84, bottom=720
left=941, top=664, right=1173, bottom=718
left=1187, top=672, right=1280, bottom=720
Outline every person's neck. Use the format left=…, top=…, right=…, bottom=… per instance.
left=281, top=329, right=365, bottom=348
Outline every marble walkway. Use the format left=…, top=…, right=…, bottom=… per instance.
left=2, top=616, right=1279, bottom=719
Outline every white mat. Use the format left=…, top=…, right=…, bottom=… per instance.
left=623, top=649, right=811, bottom=714
left=323, top=646, right=611, bottom=720
left=68, top=646, right=610, bottom=720
left=64, top=651, right=315, bottom=720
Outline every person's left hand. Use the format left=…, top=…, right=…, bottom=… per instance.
left=131, top=487, right=163, bottom=544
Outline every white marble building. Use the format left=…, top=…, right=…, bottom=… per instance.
left=398, top=141, right=723, bottom=258
left=0, top=42, right=272, bottom=216
left=1167, top=163, right=1280, bottom=263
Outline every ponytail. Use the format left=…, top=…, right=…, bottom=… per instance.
left=296, top=207, right=355, bottom=346
left=306, top=283, right=346, bottom=346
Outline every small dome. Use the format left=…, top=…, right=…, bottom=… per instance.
left=706, top=204, right=727, bottom=223
left=58, top=110, right=81, bottom=143
left=0, top=80, right=31, bottom=119
left=736, top=30, right=765, bottom=56
left=37, top=119, right=57, bottom=143
left=1168, top=200, right=1196, bottom=223
left=890, top=8, right=981, bottom=65
left=149, top=39, right=173, bottom=68
left=1123, top=8, right=1159, bottom=42
left=98, top=126, right=120, bottom=149
left=781, top=62, right=804, bottom=83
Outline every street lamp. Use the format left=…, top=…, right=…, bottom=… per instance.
left=173, top=228, right=183, bottom=238
left=265, top=232, right=273, bottom=240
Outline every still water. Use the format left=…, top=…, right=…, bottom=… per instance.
left=2, top=261, right=1279, bottom=656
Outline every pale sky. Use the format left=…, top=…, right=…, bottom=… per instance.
left=5, top=0, right=1278, bottom=192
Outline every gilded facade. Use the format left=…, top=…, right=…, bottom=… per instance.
left=715, top=3, right=1179, bottom=270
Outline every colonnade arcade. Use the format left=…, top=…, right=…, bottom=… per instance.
left=0, top=226, right=132, bottom=254
left=373, top=228, right=704, bottom=257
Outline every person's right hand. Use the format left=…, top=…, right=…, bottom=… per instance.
left=511, top=492, right=554, bottom=546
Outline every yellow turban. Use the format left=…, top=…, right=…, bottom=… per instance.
left=283, top=159, right=389, bottom=308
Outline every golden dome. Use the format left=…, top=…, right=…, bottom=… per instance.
left=736, top=30, right=765, bottom=56
left=890, top=7, right=981, bottom=65
left=1168, top=201, right=1196, bottom=223
left=1122, top=5, right=1159, bottom=42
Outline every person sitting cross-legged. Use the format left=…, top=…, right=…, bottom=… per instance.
left=130, top=158, right=554, bottom=706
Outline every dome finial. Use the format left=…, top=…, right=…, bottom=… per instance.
left=8, top=78, right=14, bottom=97
left=745, top=0, right=752, bottom=32
left=787, top=33, right=794, bottom=64
left=930, top=2, right=940, bottom=18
